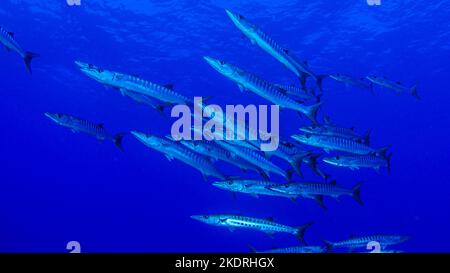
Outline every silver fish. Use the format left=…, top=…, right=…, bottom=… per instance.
left=0, top=26, right=38, bottom=73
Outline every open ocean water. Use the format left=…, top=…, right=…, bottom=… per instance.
left=0, top=0, right=449, bottom=253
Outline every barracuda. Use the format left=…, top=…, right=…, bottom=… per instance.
left=215, top=141, right=290, bottom=180
left=249, top=245, right=326, bottom=253
left=0, top=26, right=38, bottom=73
left=329, top=74, right=373, bottom=92
left=212, top=180, right=299, bottom=200
left=131, top=131, right=226, bottom=181
left=299, top=119, right=371, bottom=144
left=366, top=75, right=419, bottom=100
left=44, top=113, right=125, bottom=151
left=324, top=234, right=409, bottom=250
left=203, top=56, right=321, bottom=124
left=270, top=181, right=363, bottom=206
left=292, top=134, right=389, bottom=156
left=75, top=61, right=192, bottom=105
left=191, top=214, right=313, bottom=244
left=225, top=10, right=326, bottom=90
left=323, top=153, right=392, bottom=174
left=274, top=84, right=319, bottom=102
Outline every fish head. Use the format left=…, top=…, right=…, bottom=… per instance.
left=131, top=131, right=166, bottom=147
left=299, top=124, right=322, bottom=134
left=190, top=215, right=225, bottom=226
left=291, top=134, right=312, bottom=144
left=328, top=74, right=342, bottom=81
left=225, top=9, right=257, bottom=35
left=212, top=180, right=244, bottom=192
left=203, top=56, right=238, bottom=78
left=75, top=61, right=115, bottom=84
left=44, top=112, right=70, bottom=125
left=322, top=155, right=342, bottom=166
left=366, top=75, right=381, bottom=84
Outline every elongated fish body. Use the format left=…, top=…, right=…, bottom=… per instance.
left=275, top=84, right=317, bottom=102
left=325, top=235, right=409, bottom=250
left=216, top=141, right=289, bottom=180
left=299, top=124, right=370, bottom=144
left=292, top=134, right=387, bottom=156
left=225, top=10, right=325, bottom=89
left=44, top=113, right=124, bottom=150
left=191, top=214, right=313, bottom=243
left=366, top=76, right=419, bottom=99
left=212, top=180, right=298, bottom=199
left=323, top=154, right=391, bottom=173
left=75, top=61, right=191, bottom=105
left=131, top=132, right=226, bottom=180
left=329, top=74, right=373, bottom=91
left=204, top=57, right=321, bottom=123
left=179, top=140, right=259, bottom=172
left=0, top=26, right=38, bottom=73
left=121, top=89, right=165, bottom=113
left=270, top=181, right=363, bottom=205
left=254, top=245, right=326, bottom=253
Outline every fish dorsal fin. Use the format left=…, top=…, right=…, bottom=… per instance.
left=350, top=127, right=355, bottom=131
left=303, top=60, right=308, bottom=66
left=282, top=48, right=289, bottom=54
left=164, top=83, right=174, bottom=90
left=349, top=234, right=356, bottom=239
left=329, top=180, right=337, bottom=186
left=97, top=123, right=104, bottom=129
left=132, top=74, right=140, bottom=78
left=8, top=31, right=14, bottom=38
left=396, top=81, right=401, bottom=85
left=266, top=217, right=274, bottom=222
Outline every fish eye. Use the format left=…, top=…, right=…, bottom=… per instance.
left=228, top=182, right=233, bottom=185
left=97, top=68, right=104, bottom=73
left=220, top=61, right=225, bottom=65
left=336, top=156, right=340, bottom=159
left=57, top=114, right=62, bottom=118
left=238, top=15, right=244, bottom=19
left=204, top=216, right=209, bottom=219
left=88, top=64, right=93, bottom=68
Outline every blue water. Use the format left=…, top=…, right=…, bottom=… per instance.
left=0, top=0, right=449, bottom=253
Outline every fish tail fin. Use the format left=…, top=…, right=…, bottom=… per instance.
left=286, top=169, right=294, bottom=181
left=410, top=85, right=420, bottom=100
left=306, top=153, right=330, bottom=181
left=352, top=182, right=363, bottom=205
left=23, top=51, right=39, bottom=74
left=303, top=102, right=322, bottom=124
left=323, top=240, right=334, bottom=251
left=288, top=153, right=309, bottom=178
left=314, top=195, right=326, bottom=210
left=387, top=152, right=393, bottom=175
left=295, top=222, right=314, bottom=245
left=369, top=82, right=375, bottom=95
left=316, top=74, right=327, bottom=91
left=113, top=133, right=126, bottom=151
left=363, top=129, right=372, bottom=145
left=298, top=73, right=309, bottom=88
left=375, top=145, right=390, bottom=158
left=315, top=93, right=323, bottom=102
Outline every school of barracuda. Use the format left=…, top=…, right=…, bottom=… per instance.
left=3, top=9, right=419, bottom=253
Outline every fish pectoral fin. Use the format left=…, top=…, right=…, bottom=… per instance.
left=323, top=148, right=330, bottom=153
left=71, top=129, right=79, bottom=133
left=228, top=227, right=236, bottom=232
left=250, top=194, right=259, bottom=199
left=4, top=46, right=11, bottom=52
left=265, top=231, right=275, bottom=239
left=237, top=84, right=246, bottom=92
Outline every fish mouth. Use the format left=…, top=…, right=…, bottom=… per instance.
left=190, top=215, right=205, bottom=222
left=131, top=131, right=147, bottom=140
left=203, top=56, right=220, bottom=68
left=225, top=9, right=240, bottom=22
left=212, top=181, right=227, bottom=189
left=44, top=112, right=58, bottom=123
left=74, top=61, right=90, bottom=69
